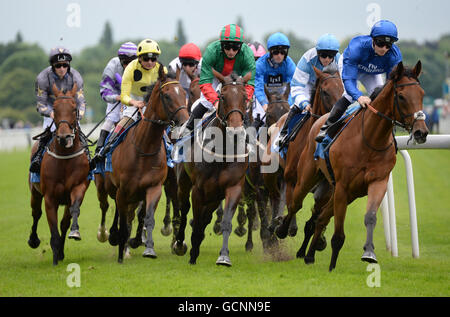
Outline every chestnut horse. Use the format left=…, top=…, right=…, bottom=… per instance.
left=262, top=65, right=343, bottom=240
left=28, top=83, right=90, bottom=265
left=275, top=61, right=428, bottom=271
left=173, top=71, right=251, bottom=266
left=104, top=65, right=189, bottom=263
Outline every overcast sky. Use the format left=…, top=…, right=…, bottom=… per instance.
left=1, top=0, right=449, bottom=54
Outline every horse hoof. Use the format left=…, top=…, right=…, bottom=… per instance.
left=245, top=241, right=253, bottom=252
left=161, top=225, right=173, bottom=236
left=143, top=248, right=157, bottom=258
left=128, top=238, right=142, bottom=249
left=288, top=226, right=298, bottom=237
left=361, top=251, right=378, bottom=263
left=234, top=226, right=247, bottom=237
left=216, top=255, right=232, bottom=267
left=108, top=233, right=119, bottom=246
left=213, top=223, right=222, bottom=235
left=68, top=230, right=81, bottom=241
left=304, top=256, right=315, bottom=265
left=316, top=236, right=328, bottom=251
left=275, top=226, right=288, bottom=240
left=296, top=249, right=305, bottom=259
left=172, top=241, right=187, bottom=256
left=97, top=228, right=109, bottom=243
left=28, top=237, right=41, bottom=249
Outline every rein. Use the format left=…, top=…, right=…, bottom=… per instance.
left=217, top=81, right=247, bottom=127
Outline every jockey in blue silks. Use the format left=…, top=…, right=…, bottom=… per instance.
left=275, top=33, right=340, bottom=145
left=315, top=20, right=403, bottom=142
left=251, top=32, right=296, bottom=129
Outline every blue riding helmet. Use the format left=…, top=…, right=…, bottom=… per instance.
left=370, top=20, right=398, bottom=42
left=316, top=33, right=340, bottom=52
left=267, top=32, right=290, bottom=49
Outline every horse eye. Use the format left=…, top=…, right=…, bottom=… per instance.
left=399, top=94, right=405, bottom=101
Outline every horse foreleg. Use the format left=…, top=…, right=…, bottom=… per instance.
left=95, top=176, right=110, bottom=243
left=68, top=184, right=88, bottom=241
left=217, top=183, right=243, bottom=267
left=44, top=197, right=61, bottom=266
left=28, top=186, right=43, bottom=249
left=173, top=168, right=191, bottom=256
left=361, top=180, right=388, bottom=264
left=328, top=184, right=348, bottom=272
left=297, top=179, right=332, bottom=258
left=234, top=199, right=247, bottom=237
left=108, top=204, right=120, bottom=246
left=128, top=201, right=145, bottom=249
left=213, top=202, right=224, bottom=235
left=142, top=186, right=163, bottom=259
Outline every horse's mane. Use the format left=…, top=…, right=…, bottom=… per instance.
left=144, top=62, right=176, bottom=103
left=309, top=64, right=339, bottom=104
left=370, top=65, right=419, bottom=101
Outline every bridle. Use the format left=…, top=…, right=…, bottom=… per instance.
left=362, top=80, right=425, bottom=151
left=312, top=73, right=339, bottom=118
left=216, top=81, right=247, bottom=127
left=143, top=80, right=187, bottom=127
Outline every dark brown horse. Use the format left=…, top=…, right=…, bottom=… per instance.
left=276, top=61, right=428, bottom=271
left=103, top=65, right=189, bottom=263
left=28, top=83, right=91, bottom=265
left=173, top=71, right=251, bottom=266
left=262, top=66, right=343, bottom=240
left=238, top=83, right=291, bottom=252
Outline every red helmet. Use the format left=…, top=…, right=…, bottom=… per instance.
left=179, top=43, right=202, bottom=62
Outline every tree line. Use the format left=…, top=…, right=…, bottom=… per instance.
left=0, top=21, right=448, bottom=127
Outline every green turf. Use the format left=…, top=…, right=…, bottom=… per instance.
left=0, top=148, right=448, bottom=297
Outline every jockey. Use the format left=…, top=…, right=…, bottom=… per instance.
left=315, top=20, right=402, bottom=142
left=247, top=41, right=267, bottom=128
left=93, top=39, right=167, bottom=161
left=252, top=33, right=296, bottom=130
left=168, top=42, right=202, bottom=101
left=275, top=33, right=340, bottom=147
left=30, top=46, right=87, bottom=173
left=95, top=41, right=137, bottom=156
left=180, top=24, right=256, bottom=135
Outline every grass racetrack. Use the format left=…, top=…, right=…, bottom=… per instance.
left=0, top=148, right=448, bottom=297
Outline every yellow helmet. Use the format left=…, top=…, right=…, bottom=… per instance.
left=137, top=39, right=161, bottom=57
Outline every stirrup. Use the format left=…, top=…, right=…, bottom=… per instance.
left=315, top=129, right=327, bottom=143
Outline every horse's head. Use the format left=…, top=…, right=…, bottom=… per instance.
left=312, top=65, right=344, bottom=115
left=264, top=82, right=290, bottom=127
left=389, top=61, right=428, bottom=144
left=150, top=63, right=189, bottom=127
left=213, top=69, right=250, bottom=130
left=52, top=83, right=78, bottom=148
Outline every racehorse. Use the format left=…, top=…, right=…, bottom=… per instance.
left=275, top=61, right=428, bottom=271
left=103, top=65, right=189, bottom=263
left=28, top=83, right=91, bottom=265
left=160, top=69, right=201, bottom=240
left=240, top=83, right=290, bottom=252
left=262, top=65, right=343, bottom=242
left=283, top=65, right=343, bottom=257
left=173, top=70, right=251, bottom=266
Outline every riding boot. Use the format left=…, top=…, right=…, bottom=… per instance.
left=315, top=97, right=351, bottom=142
left=94, top=129, right=109, bottom=155
left=179, top=103, right=209, bottom=138
left=275, top=105, right=302, bottom=149
left=29, top=129, right=52, bottom=173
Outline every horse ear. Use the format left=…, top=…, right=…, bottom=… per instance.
left=70, top=83, right=78, bottom=96
left=176, top=65, right=181, bottom=81
left=52, top=83, right=61, bottom=97
left=159, top=63, right=167, bottom=81
left=413, top=60, right=422, bottom=78
left=211, top=68, right=225, bottom=83
left=392, top=61, right=404, bottom=81
left=313, top=66, right=323, bottom=79
left=242, top=71, right=252, bottom=84
left=283, top=82, right=291, bottom=99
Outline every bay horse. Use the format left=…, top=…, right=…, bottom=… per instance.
left=275, top=61, right=428, bottom=271
left=239, top=83, right=290, bottom=252
left=262, top=65, right=343, bottom=240
left=173, top=70, right=251, bottom=266
left=28, top=83, right=90, bottom=265
left=104, top=64, right=189, bottom=263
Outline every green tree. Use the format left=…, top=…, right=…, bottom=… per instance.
left=99, top=21, right=114, bottom=48
left=0, top=68, right=36, bottom=111
left=175, top=19, right=187, bottom=47
left=0, top=49, right=47, bottom=76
